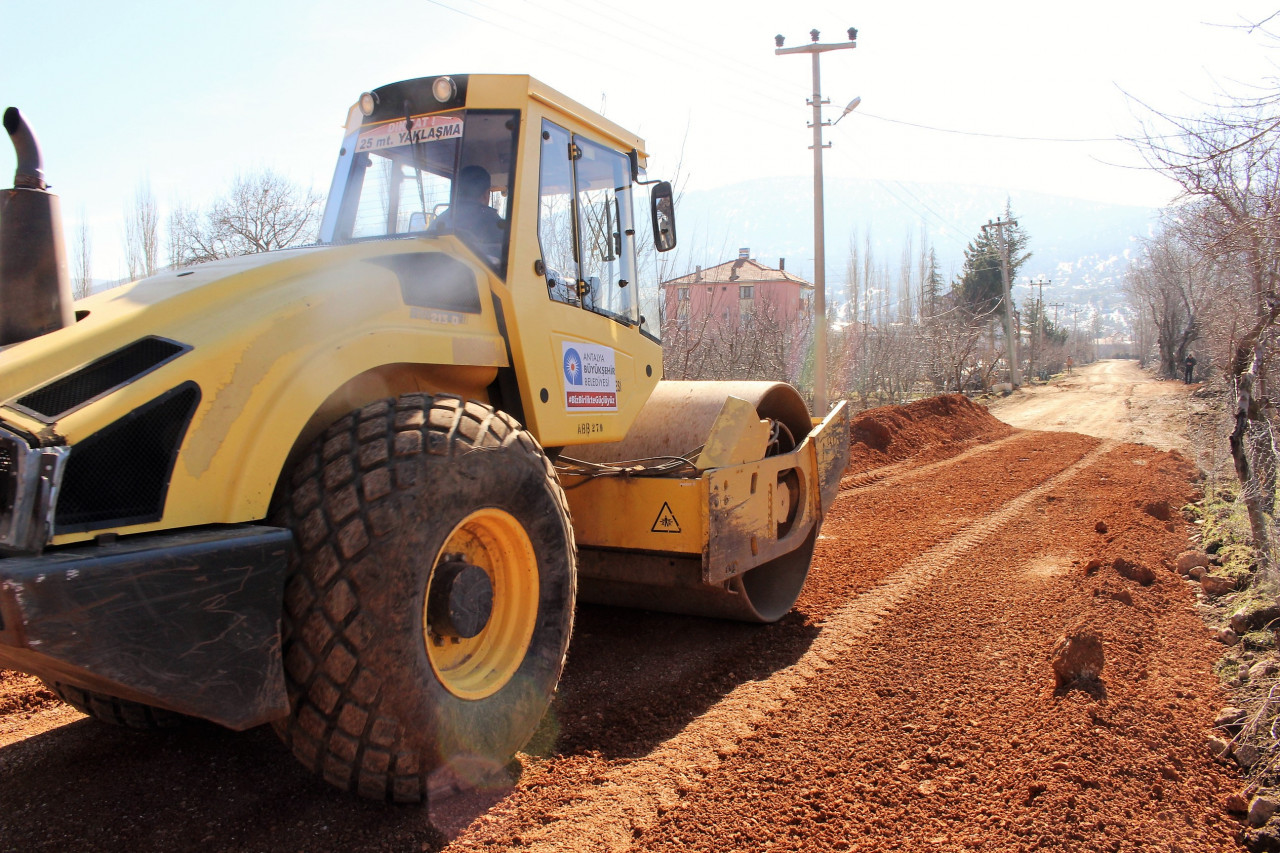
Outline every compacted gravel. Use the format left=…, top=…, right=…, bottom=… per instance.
left=0, top=390, right=1242, bottom=852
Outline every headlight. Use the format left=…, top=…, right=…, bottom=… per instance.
left=0, top=427, right=67, bottom=555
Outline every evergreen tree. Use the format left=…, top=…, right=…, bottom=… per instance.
left=923, top=247, right=944, bottom=319
left=956, top=203, right=1031, bottom=318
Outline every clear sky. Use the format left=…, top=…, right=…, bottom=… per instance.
left=2, top=0, right=1277, bottom=278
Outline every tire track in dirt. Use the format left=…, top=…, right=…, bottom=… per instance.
left=838, top=433, right=1026, bottom=493
left=451, top=440, right=1116, bottom=852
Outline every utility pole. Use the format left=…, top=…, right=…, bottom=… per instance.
left=982, top=218, right=1019, bottom=387
left=1070, top=306, right=1081, bottom=361
left=776, top=27, right=858, bottom=414
left=1048, top=302, right=1063, bottom=328
left=1032, top=278, right=1050, bottom=381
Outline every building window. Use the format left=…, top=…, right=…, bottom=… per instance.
left=738, top=285, right=754, bottom=323
left=677, top=287, right=689, bottom=302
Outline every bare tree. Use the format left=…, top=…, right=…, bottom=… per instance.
left=73, top=209, right=92, bottom=299
left=123, top=179, right=160, bottom=280
left=1122, top=214, right=1212, bottom=379
left=169, top=169, right=321, bottom=266
left=1131, top=96, right=1280, bottom=570
left=661, top=296, right=809, bottom=385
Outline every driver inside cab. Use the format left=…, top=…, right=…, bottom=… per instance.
left=429, top=164, right=505, bottom=259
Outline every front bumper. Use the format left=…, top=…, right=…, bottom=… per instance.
left=0, top=524, right=291, bottom=730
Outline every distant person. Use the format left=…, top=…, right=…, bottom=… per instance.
left=1184, top=353, right=1197, bottom=384
left=429, top=164, right=505, bottom=257
left=1066, top=355, right=1074, bottom=375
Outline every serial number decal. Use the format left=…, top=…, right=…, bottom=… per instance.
left=409, top=307, right=466, bottom=325
left=575, top=422, right=605, bottom=435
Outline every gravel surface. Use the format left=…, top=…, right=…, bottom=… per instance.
left=0, top=370, right=1241, bottom=852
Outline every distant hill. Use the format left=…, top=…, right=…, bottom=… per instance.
left=670, top=177, right=1159, bottom=338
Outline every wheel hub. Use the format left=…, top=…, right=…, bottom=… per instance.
left=425, top=507, right=540, bottom=700
left=428, top=556, right=494, bottom=640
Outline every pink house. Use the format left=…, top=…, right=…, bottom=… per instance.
left=662, top=249, right=814, bottom=335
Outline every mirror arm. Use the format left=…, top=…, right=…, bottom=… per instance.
left=628, top=148, right=664, bottom=185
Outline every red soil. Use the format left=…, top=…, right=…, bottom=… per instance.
left=0, top=399, right=1242, bottom=852
left=847, top=393, right=1014, bottom=473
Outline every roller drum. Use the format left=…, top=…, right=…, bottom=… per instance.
left=571, top=380, right=817, bottom=623
left=569, top=380, right=812, bottom=465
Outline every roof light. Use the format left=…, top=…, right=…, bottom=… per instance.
left=432, top=76, right=457, bottom=103
left=359, top=91, right=378, bottom=116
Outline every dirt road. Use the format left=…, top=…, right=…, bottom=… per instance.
left=0, top=372, right=1244, bottom=852
left=987, top=359, right=1196, bottom=454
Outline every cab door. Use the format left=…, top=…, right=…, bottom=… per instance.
left=505, top=118, right=661, bottom=448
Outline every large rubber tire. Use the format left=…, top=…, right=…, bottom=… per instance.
left=270, top=394, right=576, bottom=802
left=43, top=681, right=185, bottom=729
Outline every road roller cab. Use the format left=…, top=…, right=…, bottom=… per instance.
left=0, top=74, right=848, bottom=802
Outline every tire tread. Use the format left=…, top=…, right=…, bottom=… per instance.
left=47, top=681, right=184, bottom=729
left=272, top=394, right=574, bottom=802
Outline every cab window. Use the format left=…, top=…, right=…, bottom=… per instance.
left=535, top=120, right=640, bottom=326
left=339, top=110, right=518, bottom=276
left=573, top=137, right=638, bottom=325
left=538, top=122, right=579, bottom=305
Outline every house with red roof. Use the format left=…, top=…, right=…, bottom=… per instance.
left=661, top=249, right=814, bottom=335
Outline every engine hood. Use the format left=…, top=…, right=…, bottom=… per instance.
left=0, top=236, right=493, bottom=441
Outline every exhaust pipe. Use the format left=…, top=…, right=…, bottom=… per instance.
left=0, top=107, right=73, bottom=345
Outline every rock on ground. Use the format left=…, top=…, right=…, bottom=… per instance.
left=1051, top=623, right=1105, bottom=687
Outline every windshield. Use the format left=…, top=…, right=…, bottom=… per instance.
left=321, top=109, right=518, bottom=275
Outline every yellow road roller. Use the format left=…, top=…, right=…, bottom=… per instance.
left=0, top=75, right=848, bottom=802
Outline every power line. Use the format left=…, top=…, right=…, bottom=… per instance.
left=889, top=179, right=973, bottom=241
left=819, top=139, right=972, bottom=256
left=853, top=111, right=1121, bottom=143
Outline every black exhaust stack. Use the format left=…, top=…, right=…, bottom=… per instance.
left=0, top=107, right=74, bottom=345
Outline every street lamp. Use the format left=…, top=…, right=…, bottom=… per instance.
left=775, top=27, right=858, bottom=414
left=832, top=97, right=861, bottom=126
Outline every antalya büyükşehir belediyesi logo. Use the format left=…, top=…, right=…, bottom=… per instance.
left=563, top=347, right=583, bottom=386
left=561, top=340, right=617, bottom=411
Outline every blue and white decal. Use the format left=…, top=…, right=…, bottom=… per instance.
left=563, top=347, right=583, bottom=386
left=560, top=341, right=617, bottom=412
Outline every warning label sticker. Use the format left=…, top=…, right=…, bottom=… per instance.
left=562, top=341, right=618, bottom=412
left=651, top=502, right=681, bottom=534
left=356, top=115, right=464, bottom=153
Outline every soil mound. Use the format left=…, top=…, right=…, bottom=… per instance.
left=0, top=669, right=58, bottom=716
left=848, top=394, right=1012, bottom=473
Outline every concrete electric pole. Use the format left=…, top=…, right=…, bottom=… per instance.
left=982, top=217, right=1020, bottom=387
left=1031, top=278, right=1049, bottom=380
left=775, top=27, right=858, bottom=414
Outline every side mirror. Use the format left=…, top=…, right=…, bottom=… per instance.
left=650, top=181, right=677, bottom=253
